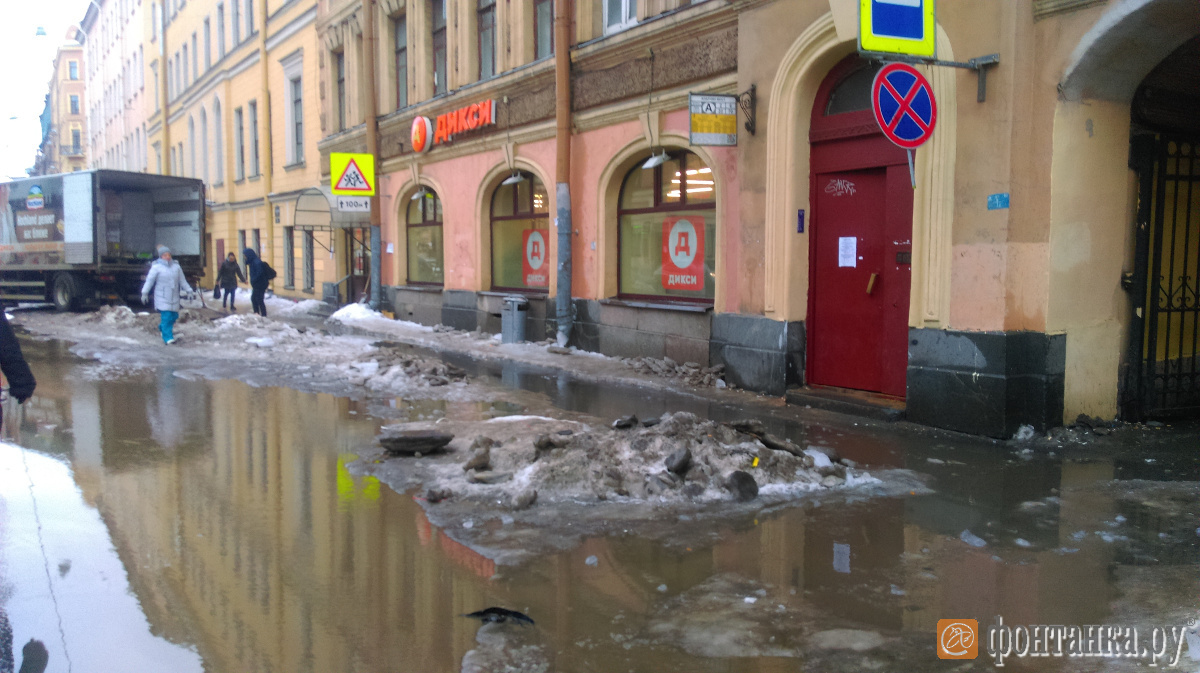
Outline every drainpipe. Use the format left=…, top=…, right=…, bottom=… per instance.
left=553, top=0, right=572, bottom=346
left=260, top=0, right=275, bottom=269
left=159, top=2, right=170, bottom=175
left=362, top=0, right=382, bottom=310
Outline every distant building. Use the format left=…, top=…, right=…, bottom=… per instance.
left=81, top=0, right=149, bottom=172
left=33, top=32, right=88, bottom=175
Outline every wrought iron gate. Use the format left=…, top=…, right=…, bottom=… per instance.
left=1125, top=135, right=1200, bottom=419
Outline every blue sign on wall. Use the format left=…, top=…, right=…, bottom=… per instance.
left=987, top=193, right=1010, bottom=210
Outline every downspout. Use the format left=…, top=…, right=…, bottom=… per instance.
left=260, top=0, right=275, bottom=269
left=362, top=0, right=382, bottom=309
left=553, top=0, right=572, bottom=346
left=160, top=1, right=170, bottom=175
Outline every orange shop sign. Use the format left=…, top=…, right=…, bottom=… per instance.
left=410, top=99, right=496, bottom=153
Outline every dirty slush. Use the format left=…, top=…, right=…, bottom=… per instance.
left=6, top=303, right=1199, bottom=673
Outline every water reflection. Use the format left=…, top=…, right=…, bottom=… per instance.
left=0, top=340, right=1194, bottom=672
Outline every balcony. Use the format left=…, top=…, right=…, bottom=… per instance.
left=61, top=145, right=84, bottom=157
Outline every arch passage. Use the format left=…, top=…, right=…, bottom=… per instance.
left=806, top=55, right=913, bottom=397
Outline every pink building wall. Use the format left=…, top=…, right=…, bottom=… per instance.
left=379, top=106, right=741, bottom=307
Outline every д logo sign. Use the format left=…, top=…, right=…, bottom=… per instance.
left=522, top=229, right=549, bottom=288
left=662, top=216, right=704, bottom=291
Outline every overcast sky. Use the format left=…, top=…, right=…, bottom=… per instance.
left=0, top=0, right=92, bottom=179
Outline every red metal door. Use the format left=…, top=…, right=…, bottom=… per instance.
left=808, top=167, right=912, bottom=396
left=807, top=55, right=913, bottom=398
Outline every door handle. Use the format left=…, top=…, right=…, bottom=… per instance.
left=866, top=273, right=878, bottom=295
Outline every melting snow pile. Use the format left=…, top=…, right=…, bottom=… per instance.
left=372, top=412, right=875, bottom=508
left=328, top=303, right=434, bottom=333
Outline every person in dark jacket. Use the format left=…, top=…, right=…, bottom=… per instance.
left=216, top=252, right=246, bottom=311
left=243, top=248, right=271, bottom=317
left=0, top=311, right=36, bottom=432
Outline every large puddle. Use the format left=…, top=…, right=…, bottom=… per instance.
left=1, top=337, right=1197, bottom=672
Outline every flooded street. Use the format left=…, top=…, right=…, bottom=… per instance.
left=1, top=336, right=1198, bottom=672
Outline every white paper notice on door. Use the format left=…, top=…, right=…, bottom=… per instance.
left=838, top=237, right=857, bottom=267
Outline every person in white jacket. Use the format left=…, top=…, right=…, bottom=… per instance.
left=140, top=246, right=194, bottom=344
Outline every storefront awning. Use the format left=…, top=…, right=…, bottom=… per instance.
left=293, top=186, right=371, bottom=231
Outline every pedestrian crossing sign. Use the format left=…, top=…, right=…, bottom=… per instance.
left=330, top=153, right=376, bottom=196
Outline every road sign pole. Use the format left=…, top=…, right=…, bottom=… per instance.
left=907, top=150, right=916, bottom=189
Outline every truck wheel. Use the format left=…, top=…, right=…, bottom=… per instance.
left=52, top=273, right=78, bottom=312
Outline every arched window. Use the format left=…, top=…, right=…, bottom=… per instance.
left=617, top=150, right=716, bottom=302
left=405, top=188, right=443, bottom=285
left=213, top=98, right=224, bottom=183
left=490, top=171, right=549, bottom=291
left=824, top=61, right=880, bottom=116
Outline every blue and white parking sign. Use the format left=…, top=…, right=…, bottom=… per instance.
left=859, top=0, right=936, bottom=58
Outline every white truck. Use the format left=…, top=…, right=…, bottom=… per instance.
left=0, top=170, right=206, bottom=310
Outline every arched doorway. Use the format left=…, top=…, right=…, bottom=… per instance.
left=1125, top=36, right=1200, bottom=418
left=806, top=55, right=913, bottom=398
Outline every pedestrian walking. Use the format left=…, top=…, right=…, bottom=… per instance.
left=0, top=310, right=36, bottom=432
left=216, top=252, right=246, bottom=311
left=243, top=248, right=276, bottom=317
left=140, top=245, right=194, bottom=344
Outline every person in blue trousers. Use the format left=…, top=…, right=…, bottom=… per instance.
left=140, top=246, right=194, bottom=344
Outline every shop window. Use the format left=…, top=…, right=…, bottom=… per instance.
left=534, top=0, right=553, bottom=60
left=490, top=172, right=550, bottom=291
left=302, top=230, right=315, bottom=292
left=406, top=189, right=444, bottom=285
left=617, top=151, right=715, bottom=302
left=283, top=226, right=295, bottom=289
left=478, top=0, right=496, bottom=80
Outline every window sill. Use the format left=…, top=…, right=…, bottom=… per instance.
left=234, top=178, right=245, bottom=185
left=302, top=287, right=315, bottom=294
left=283, top=285, right=295, bottom=291
left=600, top=298, right=712, bottom=313
left=481, top=289, right=548, bottom=298
left=283, top=160, right=306, bottom=172
left=394, top=284, right=444, bottom=293
left=248, top=174, right=262, bottom=182
left=213, top=181, right=224, bottom=188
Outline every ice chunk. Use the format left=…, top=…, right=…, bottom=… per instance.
left=1014, top=538, right=1032, bottom=548
left=743, top=597, right=757, bottom=604
left=960, top=530, right=988, bottom=548
left=585, top=555, right=598, bottom=567
left=245, top=337, right=275, bottom=348
left=804, top=448, right=833, bottom=468
left=1012, top=424, right=1036, bottom=441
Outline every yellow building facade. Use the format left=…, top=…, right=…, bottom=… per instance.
left=144, top=0, right=343, bottom=298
